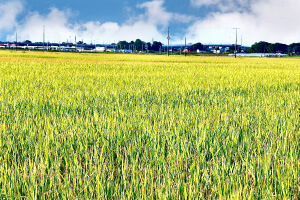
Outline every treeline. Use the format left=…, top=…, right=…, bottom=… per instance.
left=115, top=40, right=206, bottom=52
left=248, top=41, right=300, bottom=54
left=115, top=39, right=163, bottom=52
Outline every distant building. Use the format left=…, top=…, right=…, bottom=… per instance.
left=0, top=41, right=250, bottom=54
left=229, top=53, right=289, bottom=57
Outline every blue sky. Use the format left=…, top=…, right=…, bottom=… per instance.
left=25, top=0, right=200, bottom=22
left=19, top=0, right=204, bottom=41
left=1, top=0, right=300, bottom=45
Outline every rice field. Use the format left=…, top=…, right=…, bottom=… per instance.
left=0, top=51, right=299, bottom=199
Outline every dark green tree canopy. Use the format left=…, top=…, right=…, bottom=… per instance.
left=248, top=41, right=271, bottom=53
left=117, top=41, right=129, bottom=49
left=111, top=40, right=163, bottom=52
left=289, top=43, right=300, bottom=54
left=134, top=39, right=145, bottom=51
left=248, top=41, right=288, bottom=54
left=23, top=40, right=32, bottom=44
left=272, top=43, right=288, bottom=53
left=190, top=43, right=204, bottom=51
left=151, top=41, right=163, bottom=51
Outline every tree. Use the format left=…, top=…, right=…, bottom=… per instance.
left=248, top=41, right=271, bottom=53
left=289, top=43, right=300, bottom=54
left=134, top=39, right=145, bottom=51
left=128, top=41, right=135, bottom=50
left=249, top=41, right=289, bottom=53
left=117, top=41, right=129, bottom=49
left=190, top=43, right=204, bottom=51
left=145, top=42, right=151, bottom=52
left=266, top=44, right=274, bottom=53
left=151, top=41, right=163, bottom=52
left=23, top=40, right=32, bottom=44
left=272, top=43, right=288, bottom=54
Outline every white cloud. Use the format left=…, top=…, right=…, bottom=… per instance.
left=12, top=8, right=73, bottom=42
left=0, top=1, right=23, bottom=32
left=190, top=0, right=257, bottom=12
left=5, top=0, right=300, bottom=45
left=190, top=0, right=218, bottom=7
left=7, top=0, right=190, bottom=43
left=138, top=0, right=172, bottom=27
left=187, top=0, right=300, bottom=45
left=138, top=0, right=192, bottom=26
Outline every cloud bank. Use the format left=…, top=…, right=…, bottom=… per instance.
left=188, top=0, right=300, bottom=45
left=1, top=0, right=300, bottom=46
left=6, top=0, right=189, bottom=44
left=190, top=0, right=256, bottom=12
left=0, top=1, right=23, bottom=32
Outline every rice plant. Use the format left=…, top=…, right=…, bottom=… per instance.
left=0, top=51, right=299, bottom=199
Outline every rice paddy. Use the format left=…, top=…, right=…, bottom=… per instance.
left=0, top=51, right=299, bottom=199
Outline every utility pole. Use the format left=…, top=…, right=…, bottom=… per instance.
left=233, top=28, right=239, bottom=58
left=185, top=37, right=187, bottom=57
left=167, top=27, right=170, bottom=56
left=75, top=36, right=77, bottom=52
left=241, top=34, right=243, bottom=53
left=15, top=32, right=17, bottom=51
left=43, top=26, right=45, bottom=52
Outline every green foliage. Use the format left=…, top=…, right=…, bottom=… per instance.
left=117, top=41, right=129, bottom=49
left=289, top=43, right=300, bottom=54
left=23, top=40, right=32, bottom=44
left=116, top=40, right=162, bottom=52
left=151, top=41, right=163, bottom=52
left=134, top=39, right=145, bottom=51
left=190, top=42, right=204, bottom=51
left=0, top=51, right=299, bottom=199
left=273, top=43, right=288, bottom=53
left=248, top=41, right=271, bottom=53
left=249, top=41, right=289, bottom=54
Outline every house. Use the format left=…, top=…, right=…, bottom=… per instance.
left=95, top=46, right=105, bottom=52
left=229, top=53, right=289, bottom=57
